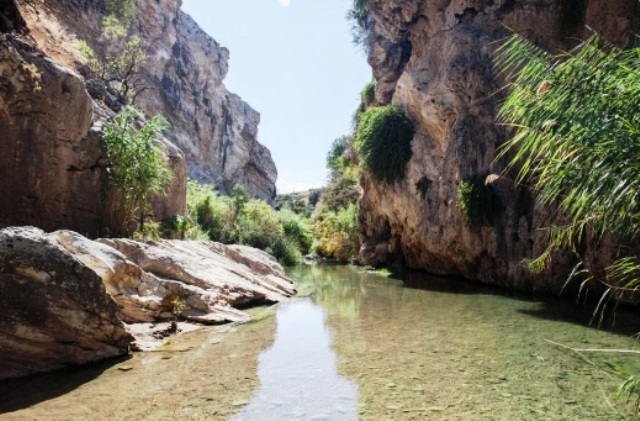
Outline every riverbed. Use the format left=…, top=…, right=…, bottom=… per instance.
left=1, top=265, right=639, bottom=419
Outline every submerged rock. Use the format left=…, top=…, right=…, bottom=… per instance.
left=0, top=227, right=133, bottom=381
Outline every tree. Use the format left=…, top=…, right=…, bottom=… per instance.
left=496, top=32, right=640, bottom=407
left=102, top=107, right=173, bottom=236
left=78, top=15, right=148, bottom=105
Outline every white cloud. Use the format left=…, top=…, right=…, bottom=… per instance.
left=278, top=0, right=292, bottom=6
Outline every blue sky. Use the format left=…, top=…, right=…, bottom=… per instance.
left=181, top=0, right=371, bottom=194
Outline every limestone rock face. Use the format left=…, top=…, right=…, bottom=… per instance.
left=134, top=8, right=278, bottom=203
left=0, top=226, right=294, bottom=378
left=0, top=227, right=133, bottom=381
left=357, top=0, right=640, bottom=292
left=0, top=34, right=100, bottom=235
left=0, top=28, right=186, bottom=236
left=97, top=238, right=295, bottom=323
left=37, top=0, right=278, bottom=203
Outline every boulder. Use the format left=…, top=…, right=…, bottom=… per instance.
left=0, top=227, right=133, bottom=381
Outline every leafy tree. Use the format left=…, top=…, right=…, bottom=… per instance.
left=496, top=33, right=640, bottom=407
left=313, top=204, right=360, bottom=263
left=102, top=107, right=173, bottom=236
left=79, top=15, right=147, bottom=104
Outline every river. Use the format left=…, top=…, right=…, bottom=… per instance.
left=1, top=265, right=639, bottom=419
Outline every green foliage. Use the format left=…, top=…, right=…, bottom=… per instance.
left=456, top=176, right=502, bottom=227
left=347, top=0, right=371, bottom=48
left=270, top=237, right=303, bottom=267
left=162, top=214, right=192, bottom=240
left=237, top=199, right=284, bottom=249
left=319, top=171, right=360, bottom=213
left=103, top=0, right=135, bottom=24
left=278, top=209, right=313, bottom=254
left=79, top=15, right=147, bottom=104
left=313, top=204, right=360, bottom=263
left=102, top=107, right=173, bottom=236
left=276, top=189, right=320, bottom=217
left=496, top=32, right=640, bottom=408
left=327, top=135, right=352, bottom=176
left=361, top=80, right=376, bottom=107
left=355, top=105, right=414, bottom=184
left=353, top=80, right=377, bottom=128
left=186, top=180, right=307, bottom=266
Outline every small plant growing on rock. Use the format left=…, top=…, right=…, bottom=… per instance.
left=355, top=105, right=414, bottom=184
left=456, top=175, right=502, bottom=227
left=78, top=14, right=148, bottom=105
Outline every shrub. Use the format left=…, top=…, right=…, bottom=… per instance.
left=196, top=195, right=233, bottom=242
left=162, top=214, right=192, bottom=239
left=327, top=135, right=352, bottom=177
left=347, top=0, right=372, bottom=48
left=355, top=105, right=414, bottom=184
left=278, top=209, right=313, bottom=254
left=319, top=171, right=360, bottom=213
left=313, top=204, right=360, bottom=263
left=237, top=199, right=284, bottom=250
left=456, top=175, right=502, bottom=227
left=101, top=107, right=173, bottom=237
left=270, top=237, right=303, bottom=267
left=361, top=80, right=376, bottom=107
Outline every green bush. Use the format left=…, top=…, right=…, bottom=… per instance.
left=195, top=195, right=233, bottom=242
left=270, top=237, right=303, bottom=267
left=355, top=105, right=414, bottom=184
left=237, top=200, right=284, bottom=249
left=101, top=107, right=173, bottom=237
left=313, top=204, right=360, bottom=263
left=456, top=176, right=502, bottom=227
left=361, top=80, right=376, bottom=107
left=278, top=209, right=313, bottom=254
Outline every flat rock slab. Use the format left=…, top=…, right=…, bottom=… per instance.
left=0, top=227, right=296, bottom=379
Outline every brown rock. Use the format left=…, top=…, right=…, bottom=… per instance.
left=0, top=227, right=133, bottom=381
left=357, top=0, right=640, bottom=292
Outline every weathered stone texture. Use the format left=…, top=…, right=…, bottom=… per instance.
left=0, top=227, right=133, bottom=380
left=358, top=0, right=640, bottom=292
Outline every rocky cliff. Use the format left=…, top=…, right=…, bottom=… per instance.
left=357, top=0, right=640, bottom=292
left=53, top=0, right=278, bottom=202
left=0, top=0, right=276, bottom=236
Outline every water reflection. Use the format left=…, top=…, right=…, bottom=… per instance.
left=231, top=300, right=358, bottom=421
left=287, top=265, right=640, bottom=420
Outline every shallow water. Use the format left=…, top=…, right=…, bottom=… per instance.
left=2, top=265, right=640, bottom=420
left=285, top=265, right=640, bottom=420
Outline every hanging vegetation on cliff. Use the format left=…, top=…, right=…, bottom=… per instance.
left=496, top=32, right=640, bottom=407
left=355, top=105, right=414, bottom=184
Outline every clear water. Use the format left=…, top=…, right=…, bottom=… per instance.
left=230, top=300, right=358, bottom=421
left=2, top=264, right=640, bottom=420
